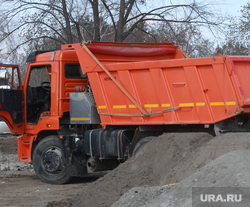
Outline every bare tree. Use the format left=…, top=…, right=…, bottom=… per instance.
left=216, top=1, right=250, bottom=55
left=88, top=0, right=101, bottom=41
left=0, top=0, right=93, bottom=50
left=0, top=0, right=224, bottom=60
left=95, top=0, right=223, bottom=42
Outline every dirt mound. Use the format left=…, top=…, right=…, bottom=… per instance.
left=49, top=132, right=250, bottom=207
left=111, top=186, right=167, bottom=207
left=112, top=150, right=250, bottom=207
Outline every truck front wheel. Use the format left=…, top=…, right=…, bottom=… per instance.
left=32, top=136, right=71, bottom=184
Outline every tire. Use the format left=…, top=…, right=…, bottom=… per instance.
left=33, top=136, right=72, bottom=184
left=132, top=136, right=156, bottom=157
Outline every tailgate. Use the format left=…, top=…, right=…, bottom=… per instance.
left=228, top=56, right=250, bottom=108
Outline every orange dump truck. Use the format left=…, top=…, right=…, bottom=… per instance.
left=0, top=42, right=249, bottom=184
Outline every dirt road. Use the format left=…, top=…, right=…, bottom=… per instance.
left=0, top=136, right=102, bottom=207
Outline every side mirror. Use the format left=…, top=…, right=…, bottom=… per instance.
left=0, top=70, right=8, bottom=82
left=0, top=70, right=11, bottom=88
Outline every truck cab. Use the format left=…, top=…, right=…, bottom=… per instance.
left=16, top=48, right=98, bottom=184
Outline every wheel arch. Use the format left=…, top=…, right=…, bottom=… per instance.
left=31, top=130, right=58, bottom=161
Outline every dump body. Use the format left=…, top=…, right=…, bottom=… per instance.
left=69, top=43, right=250, bottom=126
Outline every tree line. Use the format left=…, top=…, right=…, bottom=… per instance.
left=0, top=0, right=249, bottom=69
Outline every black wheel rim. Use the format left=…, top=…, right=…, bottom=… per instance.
left=41, top=146, right=63, bottom=174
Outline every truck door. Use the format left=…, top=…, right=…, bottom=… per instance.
left=26, top=65, right=51, bottom=125
left=0, top=64, right=23, bottom=134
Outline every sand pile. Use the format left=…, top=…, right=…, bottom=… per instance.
left=49, top=132, right=250, bottom=207
left=112, top=150, right=250, bottom=207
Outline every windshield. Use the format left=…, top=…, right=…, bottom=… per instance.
left=28, top=65, right=51, bottom=87
left=0, top=66, right=21, bottom=89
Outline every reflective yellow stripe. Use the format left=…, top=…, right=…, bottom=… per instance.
left=99, top=102, right=235, bottom=110
left=113, top=105, right=127, bottom=109
left=226, top=102, right=236, bottom=105
left=196, top=102, right=205, bottom=106
left=98, top=105, right=107, bottom=109
left=211, top=102, right=225, bottom=106
left=179, top=103, right=194, bottom=107
left=161, top=104, right=171, bottom=107
left=144, top=104, right=159, bottom=108
left=71, top=117, right=90, bottom=121
left=129, top=105, right=137, bottom=108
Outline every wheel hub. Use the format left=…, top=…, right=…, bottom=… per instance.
left=42, top=148, right=62, bottom=173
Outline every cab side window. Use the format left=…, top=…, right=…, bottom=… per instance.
left=65, top=64, right=86, bottom=79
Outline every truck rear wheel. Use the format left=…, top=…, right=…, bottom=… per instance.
left=32, top=136, right=71, bottom=184
left=132, top=136, right=156, bottom=156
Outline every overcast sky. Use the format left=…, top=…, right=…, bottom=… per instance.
left=218, top=0, right=247, bottom=16
left=206, top=0, right=248, bottom=41
left=155, top=0, right=248, bottom=17
left=152, top=0, right=248, bottom=41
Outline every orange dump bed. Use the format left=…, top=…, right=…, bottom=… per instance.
left=68, top=42, right=250, bottom=126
